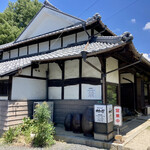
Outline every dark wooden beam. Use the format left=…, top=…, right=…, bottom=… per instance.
left=98, top=56, right=107, bottom=104
left=8, top=76, right=12, bottom=100
left=48, top=77, right=101, bottom=87
left=79, top=58, right=82, bottom=99
left=62, top=61, right=64, bottom=99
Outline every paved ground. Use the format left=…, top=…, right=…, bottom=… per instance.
left=124, top=127, right=150, bottom=150
left=0, top=141, right=106, bottom=150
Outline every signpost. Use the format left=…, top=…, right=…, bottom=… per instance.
left=94, top=104, right=114, bottom=141
left=94, top=104, right=113, bottom=123
left=114, top=106, right=122, bottom=135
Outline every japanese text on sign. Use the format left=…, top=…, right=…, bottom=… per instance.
left=114, top=106, right=122, bottom=126
left=94, top=105, right=113, bottom=123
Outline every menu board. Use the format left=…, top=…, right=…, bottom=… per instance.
left=94, top=104, right=113, bottom=123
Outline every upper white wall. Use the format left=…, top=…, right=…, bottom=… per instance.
left=3, top=52, right=9, bottom=60
left=20, top=67, right=31, bottom=76
left=11, top=77, right=46, bottom=100
left=20, top=46, right=27, bottom=56
left=50, top=38, right=61, bottom=50
left=49, top=63, right=62, bottom=79
left=63, top=34, right=75, bottom=47
left=120, top=73, right=134, bottom=83
left=82, top=57, right=101, bottom=78
left=65, top=59, right=79, bottom=79
left=10, top=49, right=18, bottom=58
left=16, top=7, right=81, bottom=42
left=29, top=44, right=37, bottom=54
left=77, top=30, right=91, bottom=42
left=33, top=64, right=47, bottom=78
left=106, top=57, right=119, bottom=84
left=39, top=41, right=49, bottom=52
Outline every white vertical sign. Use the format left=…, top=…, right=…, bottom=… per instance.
left=114, top=106, right=122, bottom=126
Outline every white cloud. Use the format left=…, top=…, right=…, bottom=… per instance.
left=143, top=22, right=150, bottom=30
left=143, top=53, right=150, bottom=62
left=113, top=28, right=121, bottom=34
left=131, top=19, right=136, bottom=23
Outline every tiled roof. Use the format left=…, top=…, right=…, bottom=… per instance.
left=0, top=33, right=131, bottom=77
left=0, top=13, right=112, bottom=50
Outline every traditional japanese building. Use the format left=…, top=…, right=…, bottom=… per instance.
left=0, top=0, right=149, bottom=131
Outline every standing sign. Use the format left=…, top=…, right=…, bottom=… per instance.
left=114, top=106, right=122, bottom=126
left=94, top=105, right=113, bottom=123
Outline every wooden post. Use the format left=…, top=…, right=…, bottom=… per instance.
left=46, top=63, right=49, bottom=101
left=8, top=76, right=12, bottom=100
left=99, top=56, right=107, bottom=104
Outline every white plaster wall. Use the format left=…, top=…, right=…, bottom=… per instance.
left=82, top=57, right=101, bottom=78
left=77, top=30, right=91, bottom=42
left=120, top=73, right=134, bottom=83
left=0, top=96, right=8, bottom=100
left=11, top=77, right=46, bottom=100
left=20, top=67, right=31, bottom=76
left=19, top=46, right=27, bottom=56
left=10, top=49, right=18, bottom=58
left=82, top=84, right=102, bottom=100
left=94, top=30, right=101, bottom=36
left=144, top=84, right=148, bottom=96
left=33, top=64, right=47, bottom=78
left=65, top=60, right=79, bottom=79
left=50, top=38, right=61, bottom=50
left=29, top=44, right=38, bottom=54
left=3, top=52, right=9, bottom=60
left=39, top=41, right=49, bottom=52
left=16, top=7, right=80, bottom=41
left=106, top=57, right=119, bottom=84
left=63, top=34, right=75, bottom=47
left=0, top=76, right=9, bottom=80
left=49, top=87, right=61, bottom=99
left=49, top=63, right=62, bottom=79
left=64, top=85, right=79, bottom=99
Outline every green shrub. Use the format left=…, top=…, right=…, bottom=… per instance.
left=32, top=102, right=55, bottom=147
left=3, top=102, right=55, bottom=147
left=3, top=127, right=19, bottom=143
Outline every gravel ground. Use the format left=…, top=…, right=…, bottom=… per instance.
left=0, top=141, right=106, bottom=150
left=125, top=127, right=150, bottom=150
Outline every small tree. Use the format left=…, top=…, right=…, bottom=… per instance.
left=33, top=102, right=55, bottom=147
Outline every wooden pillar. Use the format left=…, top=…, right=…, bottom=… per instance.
left=46, top=63, right=49, bottom=101
left=148, top=83, right=150, bottom=105
left=8, top=76, right=12, bottom=100
left=99, top=56, right=107, bottom=104
left=79, top=58, right=82, bottom=99
left=62, top=61, right=64, bottom=100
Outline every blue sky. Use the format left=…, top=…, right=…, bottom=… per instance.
left=0, top=0, right=150, bottom=56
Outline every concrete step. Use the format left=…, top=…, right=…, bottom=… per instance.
left=55, top=126, right=112, bottom=149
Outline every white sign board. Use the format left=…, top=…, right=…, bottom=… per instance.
left=87, top=87, right=96, bottom=99
left=94, top=105, right=113, bottom=123
left=114, top=106, right=122, bottom=126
